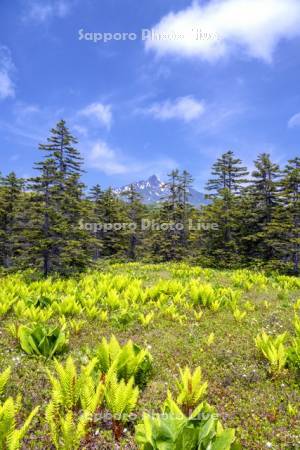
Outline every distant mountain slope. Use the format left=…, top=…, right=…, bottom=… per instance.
left=113, top=174, right=208, bottom=206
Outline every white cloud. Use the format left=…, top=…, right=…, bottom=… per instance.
left=13, top=103, right=40, bottom=122
left=23, top=0, right=71, bottom=22
left=0, top=120, right=44, bottom=142
left=0, top=103, right=65, bottom=144
left=73, top=124, right=88, bottom=136
left=0, top=46, right=15, bottom=100
left=0, top=72, right=15, bottom=99
left=145, top=0, right=300, bottom=63
left=193, top=101, right=246, bottom=134
left=55, top=0, right=70, bottom=17
left=79, top=102, right=112, bottom=129
left=288, top=112, right=300, bottom=128
left=86, top=140, right=178, bottom=177
left=144, top=96, right=205, bottom=122
left=87, top=141, right=129, bottom=175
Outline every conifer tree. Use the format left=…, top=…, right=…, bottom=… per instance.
left=151, top=170, right=178, bottom=260
left=23, top=159, right=57, bottom=276
left=0, top=172, right=24, bottom=268
left=89, top=184, right=102, bottom=204
left=206, top=150, right=249, bottom=197
left=122, top=184, right=145, bottom=260
left=27, top=120, right=92, bottom=275
left=87, top=184, right=104, bottom=260
left=266, top=157, right=300, bottom=274
left=202, top=151, right=249, bottom=266
left=178, top=170, right=194, bottom=247
left=1, top=139, right=300, bottom=275
left=93, top=188, right=129, bottom=258
left=39, top=119, right=83, bottom=177
left=251, top=153, right=280, bottom=223
left=246, top=153, right=281, bottom=262
left=149, top=170, right=193, bottom=260
left=200, top=190, right=241, bottom=266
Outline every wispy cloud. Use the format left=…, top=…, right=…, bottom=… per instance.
left=0, top=46, right=15, bottom=100
left=78, top=102, right=113, bottom=129
left=13, top=102, right=40, bottom=123
left=0, top=120, right=44, bottom=143
left=192, top=102, right=246, bottom=135
left=145, top=0, right=300, bottom=63
left=288, top=112, right=300, bottom=128
left=0, top=103, right=63, bottom=144
left=22, top=0, right=71, bottom=22
left=72, top=124, right=88, bottom=136
left=0, top=73, right=15, bottom=100
left=141, top=96, right=205, bottom=122
left=86, top=139, right=177, bottom=177
left=87, top=140, right=129, bottom=175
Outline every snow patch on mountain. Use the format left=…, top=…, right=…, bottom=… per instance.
left=113, top=174, right=207, bottom=206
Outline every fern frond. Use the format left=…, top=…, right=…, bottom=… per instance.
left=0, top=367, right=11, bottom=396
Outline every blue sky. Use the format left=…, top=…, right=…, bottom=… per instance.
left=0, top=0, right=300, bottom=191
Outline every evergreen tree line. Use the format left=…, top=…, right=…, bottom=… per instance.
left=0, top=120, right=299, bottom=276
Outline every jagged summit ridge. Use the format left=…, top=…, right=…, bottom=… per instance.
left=113, top=174, right=207, bottom=206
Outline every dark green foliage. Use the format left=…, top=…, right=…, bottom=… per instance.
left=148, top=170, right=194, bottom=261
left=122, top=184, right=145, bottom=260
left=0, top=121, right=299, bottom=274
left=200, top=151, right=249, bottom=266
left=24, top=120, right=93, bottom=275
left=206, top=150, right=249, bottom=197
left=243, top=153, right=281, bottom=262
left=88, top=187, right=129, bottom=258
left=266, top=157, right=300, bottom=274
left=0, top=172, right=24, bottom=268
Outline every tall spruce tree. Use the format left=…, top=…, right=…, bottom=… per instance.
left=206, top=150, right=249, bottom=196
left=39, top=119, right=83, bottom=177
left=251, top=153, right=280, bottom=222
left=87, top=184, right=104, bottom=260
left=122, top=184, right=145, bottom=260
left=178, top=170, right=194, bottom=247
left=246, top=153, right=281, bottom=262
left=27, top=120, right=92, bottom=275
left=92, top=188, right=129, bottom=258
left=202, top=151, right=249, bottom=266
left=24, top=159, right=57, bottom=276
left=0, top=172, right=24, bottom=268
left=149, top=170, right=193, bottom=260
left=266, top=157, right=300, bottom=274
